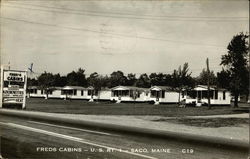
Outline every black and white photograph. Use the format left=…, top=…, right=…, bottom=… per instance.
left=0, top=0, right=249, bottom=159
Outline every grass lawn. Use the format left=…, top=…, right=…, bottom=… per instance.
left=153, top=118, right=249, bottom=127
left=22, top=98, right=249, bottom=116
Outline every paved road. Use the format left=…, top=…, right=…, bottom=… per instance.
left=0, top=115, right=248, bottom=159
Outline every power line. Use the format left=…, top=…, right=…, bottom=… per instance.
left=3, top=3, right=248, bottom=22
left=0, top=16, right=226, bottom=48
left=6, top=3, right=248, bottom=19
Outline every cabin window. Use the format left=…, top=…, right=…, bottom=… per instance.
left=215, top=90, right=218, bottom=99
left=88, top=90, right=92, bottom=96
left=182, top=91, right=185, bottom=98
left=122, top=91, right=125, bottom=96
left=130, top=91, right=133, bottom=97
left=210, top=91, right=213, bottom=99
left=81, top=90, right=84, bottom=96
left=115, top=91, right=119, bottom=97
left=150, top=91, right=156, bottom=97
left=73, top=90, right=77, bottom=95
left=48, top=90, right=52, bottom=95
left=186, top=91, right=196, bottom=99
left=162, top=90, right=165, bottom=98
left=223, top=91, right=226, bottom=100
left=137, top=92, right=140, bottom=98
left=30, top=89, right=37, bottom=94
left=41, top=90, right=44, bottom=94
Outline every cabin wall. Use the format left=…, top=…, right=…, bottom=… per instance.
left=110, top=96, right=131, bottom=101
left=29, top=90, right=45, bottom=98
left=149, top=91, right=179, bottom=103
left=66, top=90, right=87, bottom=99
left=110, top=91, right=148, bottom=102
left=99, top=90, right=111, bottom=100
left=48, top=90, right=62, bottom=99
left=212, top=91, right=231, bottom=105
left=160, top=92, right=179, bottom=103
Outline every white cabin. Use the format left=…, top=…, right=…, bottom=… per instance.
left=149, top=86, right=179, bottom=104
left=182, top=85, right=231, bottom=106
left=27, top=86, right=43, bottom=98
left=61, top=86, right=87, bottom=100
left=27, top=86, right=63, bottom=99
left=110, top=86, right=150, bottom=103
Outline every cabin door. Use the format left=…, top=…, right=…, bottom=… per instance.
left=197, top=91, right=202, bottom=103
left=156, top=91, right=160, bottom=101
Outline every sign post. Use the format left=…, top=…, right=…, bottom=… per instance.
left=22, top=71, right=28, bottom=109
left=0, top=65, right=4, bottom=108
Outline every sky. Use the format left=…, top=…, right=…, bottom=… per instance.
left=0, top=0, right=249, bottom=77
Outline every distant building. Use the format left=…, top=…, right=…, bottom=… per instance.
left=149, top=86, right=179, bottom=104
left=61, top=86, right=86, bottom=100
left=27, top=86, right=62, bottom=99
left=182, top=85, right=231, bottom=106
left=27, top=86, right=43, bottom=98
left=110, top=86, right=150, bottom=103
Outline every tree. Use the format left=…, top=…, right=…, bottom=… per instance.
left=172, top=63, right=194, bottom=104
left=87, top=72, right=101, bottom=99
left=53, top=73, right=67, bottom=87
left=149, top=73, right=172, bottom=86
left=126, top=73, right=137, bottom=86
left=197, top=69, right=217, bottom=86
left=87, top=73, right=106, bottom=90
left=109, top=71, right=127, bottom=87
left=136, top=73, right=151, bottom=88
left=163, top=74, right=173, bottom=86
left=66, top=68, right=87, bottom=86
left=27, top=78, right=38, bottom=87
left=37, top=72, right=55, bottom=99
left=217, top=69, right=231, bottom=89
left=221, top=32, right=249, bottom=107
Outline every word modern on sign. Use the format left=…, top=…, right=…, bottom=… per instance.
left=3, top=90, right=24, bottom=97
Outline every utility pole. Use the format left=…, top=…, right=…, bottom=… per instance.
left=8, top=61, right=10, bottom=70
left=206, top=58, right=211, bottom=109
left=0, top=65, right=4, bottom=108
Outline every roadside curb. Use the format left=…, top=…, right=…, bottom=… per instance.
left=0, top=109, right=249, bottom=151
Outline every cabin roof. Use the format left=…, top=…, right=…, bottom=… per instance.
left=62, top=86, right=86, bottom=90
left=150, top=86, right=176, bottom=91
left=28, top=86, right=39, bottom=89
left=111, top=86, right=149, bottom=91
left=194, top=85, right=228, bottom=91
left=49, top=87, right=63, bottom=90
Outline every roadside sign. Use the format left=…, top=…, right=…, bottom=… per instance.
left=0, top=67, right=27, bottom=109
